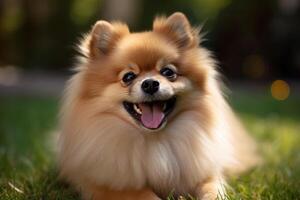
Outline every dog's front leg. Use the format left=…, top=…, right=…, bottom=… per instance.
left=194, top=177, right=226, bottom=200
left=84, top=186, right=161, bottom=200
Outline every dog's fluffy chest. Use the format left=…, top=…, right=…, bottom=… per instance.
left=60, top=114, right=231, bottom=196
left=90, top=119, right=222, bottom=195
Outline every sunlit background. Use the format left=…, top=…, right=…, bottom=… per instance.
left=0, top=0, right=299, bottom=199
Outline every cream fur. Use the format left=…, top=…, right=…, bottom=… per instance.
left=58, top=12, right=259, bottom=199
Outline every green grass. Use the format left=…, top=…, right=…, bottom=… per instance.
left=0, top=90, right=299, bottom=200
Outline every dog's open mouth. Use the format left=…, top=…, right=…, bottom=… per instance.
left=123, top=97, right=176, bottom=130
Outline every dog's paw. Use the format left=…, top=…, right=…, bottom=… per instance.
left=194, top=177, right=226, bottom=200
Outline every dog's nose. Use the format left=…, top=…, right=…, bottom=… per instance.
left=141, top=79, right=160, bottom=95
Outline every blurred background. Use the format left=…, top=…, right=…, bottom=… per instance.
left=0, top=0, right=299, bottom=96
left=0, top=0, right=299, bottom=97
left=1, top=0, right=300, bottom=75
left=0, top=0, right=299, bottom=199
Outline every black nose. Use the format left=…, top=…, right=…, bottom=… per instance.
left=141, top=79, right=160, bottom=95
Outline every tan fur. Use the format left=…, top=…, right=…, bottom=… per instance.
left=83, top=186, right=160, bottom=200
left=58, top=12, right=259, bottom=200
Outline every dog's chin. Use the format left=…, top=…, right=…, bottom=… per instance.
left=123, top=97, right=176, bottom=132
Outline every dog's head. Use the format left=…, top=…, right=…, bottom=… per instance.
left=76, top=12, right=217, bottom=132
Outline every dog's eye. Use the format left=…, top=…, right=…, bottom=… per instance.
left=160, top=67, right=177, bottom=80
left=122, top=71, right=136, bottom=84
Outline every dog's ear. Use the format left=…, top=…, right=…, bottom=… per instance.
left=153, top=12, right=197, bottom=49
left=87, top=20, right=129, bottom=58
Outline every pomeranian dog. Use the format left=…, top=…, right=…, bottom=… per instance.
left=58, top=12, right=259, bottom=200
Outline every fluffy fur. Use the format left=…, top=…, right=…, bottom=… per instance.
left=58, top=12, right=259, bottom=200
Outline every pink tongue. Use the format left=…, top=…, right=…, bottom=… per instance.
left=139, top=103, right=165, bottom=129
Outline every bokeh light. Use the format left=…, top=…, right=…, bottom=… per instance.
left=271, top=80, right=290, bottom=101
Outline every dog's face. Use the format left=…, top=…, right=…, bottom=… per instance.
left=119, top=41, right=191, bottom=130
left=77, top=13, right=214, bottom=132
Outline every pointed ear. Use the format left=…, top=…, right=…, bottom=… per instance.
left=153, top=12, right=196, bottom=49
left=88, top=20, right=129, bottom=58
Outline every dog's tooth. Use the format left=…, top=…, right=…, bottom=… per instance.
left=134, top=104, right=142, bottom=114
left=163, top=103, right=167, bottom=111
left=133, top=104, right=138, bottom=111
